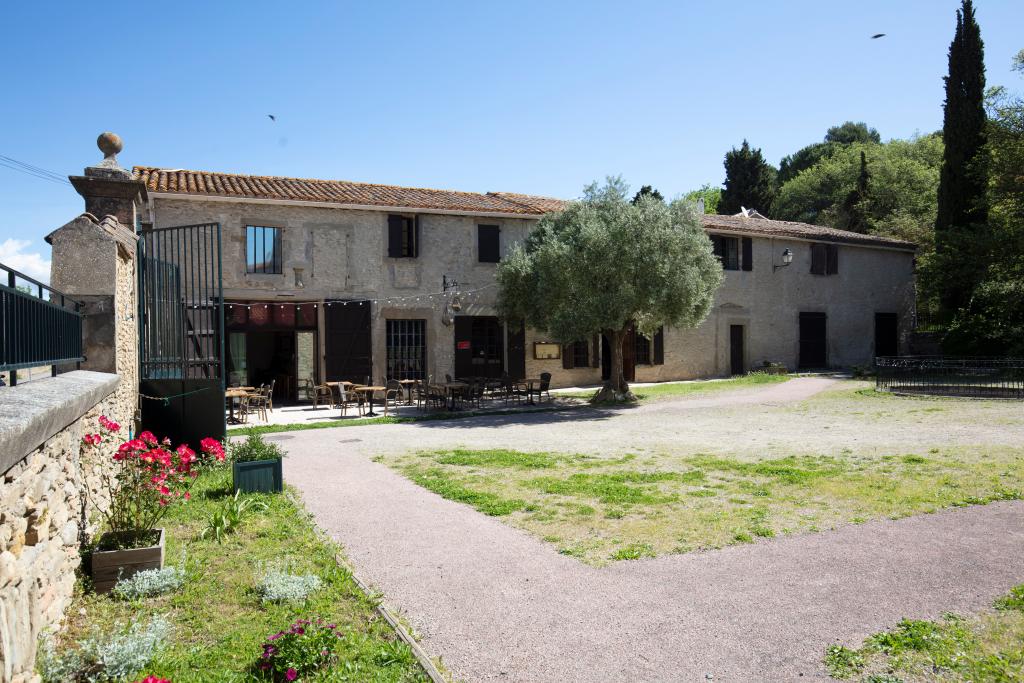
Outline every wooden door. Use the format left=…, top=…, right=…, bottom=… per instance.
left=324, top=301, right=372, bottom=383
left=730, top=325, right=745, bottom=375
left=799, top=312, right=828, bottom=369
left=874, top=313, right=899, bottom=359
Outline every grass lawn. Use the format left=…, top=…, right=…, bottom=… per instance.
left=53, top=469, right=428, bottom=682
left=380, top=386, right=1024, bottom=565
left=557, top=372, right=790, bottom=401
left=824, top=585, right=1024, bottom=681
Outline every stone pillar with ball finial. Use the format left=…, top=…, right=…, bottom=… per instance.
left=67, top=131, right=147, bottom=227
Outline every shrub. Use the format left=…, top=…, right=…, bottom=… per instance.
left=112, top=565, right=185, bottom=601
left=230, top=431, right=285, bottom=463
left=257, top=618, right=342, bottom=681
left=38, top=616, right=171, bottom=683
left=994, top=584, right=1024, bottom=611
left=256, top=564, right=322, bottom=604
left=823, top=644, right=865, bottom=679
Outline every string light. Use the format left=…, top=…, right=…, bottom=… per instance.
left=219, top=283, right=496, bottom=312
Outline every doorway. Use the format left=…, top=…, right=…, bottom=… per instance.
left=730, top=325, right=745, bottom=375
left=874, top=313, right=899, bottom=359
left=454, top=316, right=505, bottom=379
left=799, top=312, right=828, bottom=369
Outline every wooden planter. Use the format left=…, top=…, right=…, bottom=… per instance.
left=92, top=528, right=165, bottom=594
left=233, top=458, right=283, bottom=494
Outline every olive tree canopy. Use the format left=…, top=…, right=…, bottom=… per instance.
left=496, top=178, right=723, bottom=402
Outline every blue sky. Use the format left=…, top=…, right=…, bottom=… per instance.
left=1, top=0, right=1021, bottom=281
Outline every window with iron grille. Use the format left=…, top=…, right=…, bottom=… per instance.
left=635, top=333, right=651, bottom=365
left=386, top=319, right=426, bottom=380
left=571, top=340, right=589, bottom=367
left=710, top=234, right=740, bottom=270
left=246, top=226, right=283, bottom=274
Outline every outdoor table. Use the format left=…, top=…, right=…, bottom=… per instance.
left=353, top=385, right=385, bottom=417
left=225, top=388, right=249, bottom=424
left=397, top=379, right=417, bottom=405
left=521, top=378, right=544, bottom=405
left=443, top=381, right=468, bottom=411
left=325, top=381, right=355, bottom=406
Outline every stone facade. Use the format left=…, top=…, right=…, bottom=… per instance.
left=147, top=194, right=915, bottom=389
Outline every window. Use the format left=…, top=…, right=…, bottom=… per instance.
left=710, top=235, right=740, bottom=270
left=635, top=334, right=651, bottom=365
left=386, top=319, right=426, bottom=380
left=388, top=215, right=418, bottom=258
left=562, top=340, right=590, bottom=369
left=810, top=243, right=839, bottom=275
left=246, top=226, right=282, bottom=274
left=478, top=225, right=500, bottom=263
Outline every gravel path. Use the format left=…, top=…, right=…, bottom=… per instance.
left=280, top=379, right=1024, bottom=681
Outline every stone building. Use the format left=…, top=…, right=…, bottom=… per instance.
left=134, top=166, right=915, bottom=393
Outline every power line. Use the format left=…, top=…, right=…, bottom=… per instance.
left=0, top=154, right=72, bottom=186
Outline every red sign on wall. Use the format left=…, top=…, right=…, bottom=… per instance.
left=456, top=340, right=471, bottom=350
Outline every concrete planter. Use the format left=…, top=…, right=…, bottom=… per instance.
left=233, top=458, right=283, bottom=494
left=92, top=528, right=165, bottom=594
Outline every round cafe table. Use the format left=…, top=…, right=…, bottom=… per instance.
left=353, top=385, right=385, bottom=417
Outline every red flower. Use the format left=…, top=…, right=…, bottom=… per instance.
left=139, top=431, right=158, bottom=446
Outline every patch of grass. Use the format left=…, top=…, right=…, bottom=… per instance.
left=522, top=471, right=700, bottom=505
left=994, top=584, right=1024, bottom=611
left=610, top=543, right=655, bottom=561
left=822, top=587, right=1024, bottom=681
left=689, top=454, right=844, bottom=485
left=58, top=469, right=426, bottom=682
left=434, top=448, right=561, bottom=469
left=559, top=372, right=790, bottom=401
left=409, top=468, right=527, bottom=516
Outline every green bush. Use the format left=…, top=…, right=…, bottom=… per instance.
left=230, top=431, right=286, bottom=463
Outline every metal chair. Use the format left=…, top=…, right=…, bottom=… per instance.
left=311, top=383, right=335, bottom=409
left=527, top=372, right=552, bottom=403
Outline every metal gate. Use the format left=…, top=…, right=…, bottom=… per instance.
left=137, top=223, right=225, bottom=446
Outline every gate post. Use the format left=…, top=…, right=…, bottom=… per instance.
left=47, top=132, right=144, bottom=402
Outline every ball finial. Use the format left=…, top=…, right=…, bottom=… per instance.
left=97, top=132, right=123, bottom=159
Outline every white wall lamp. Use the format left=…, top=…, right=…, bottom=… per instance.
left=773, top=248, right=793, bottom=273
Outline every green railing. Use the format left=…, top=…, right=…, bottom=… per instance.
left=0, top=262, right=83, bottom=386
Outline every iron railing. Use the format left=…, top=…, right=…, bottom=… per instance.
left=0, top=262, right=83, bottom=385
left=876, top=356, right=1024, bottom=399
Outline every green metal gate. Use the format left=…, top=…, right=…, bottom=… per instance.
left=137, top=223, right=225, bottom=446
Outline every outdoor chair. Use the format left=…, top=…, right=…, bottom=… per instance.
left=311, top=383, right=335, bottom=409
left=247, top=385, right=269, bottom=422
left=384, top=379, right=403, bottom=414
left=265, top=379, right=276, bottom=413
left=527, top=372, right=552, bottom=403
left=335, top=385, right=362, bottom=417
left=502, top=375, right=526, bottom=405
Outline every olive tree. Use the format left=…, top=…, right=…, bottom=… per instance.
left=496, top=178, right=723, bottom=402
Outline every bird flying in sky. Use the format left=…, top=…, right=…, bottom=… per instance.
left=267, top=114, right=276, bottom=122
left=871, top=33, right=886, bottom=39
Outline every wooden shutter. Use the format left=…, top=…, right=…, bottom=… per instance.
left=711, top=235, right=724, bottom=260
left=653, top=327, right=664, bottom=365
left=325, top=302, right=372, bottom=382
left=810, top=244, right=826, bottom=275
left=507, top=321, right=526, bottom=379
left=478, top=225, right=500, bottom=263
left=562, top=344, right=574, bottom=369
left=412, top=216, right=420, bottom=258
left=826, top=244, right=839, bottom=275
left=387, top=215, right=404, bottom=258
left=741, top=237, right=753, bottom=271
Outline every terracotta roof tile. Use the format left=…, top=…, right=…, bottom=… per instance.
left=701, top=214, right=915, bottom=250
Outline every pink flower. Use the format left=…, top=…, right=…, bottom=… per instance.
left=139, top=431, right=158, bottom=446
left=286, top=668, right=298, bottom=681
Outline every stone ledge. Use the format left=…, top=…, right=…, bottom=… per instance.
left=0, top=371, right=120, bottom=475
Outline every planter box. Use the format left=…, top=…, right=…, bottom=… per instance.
left=92, top=528, right=165, bottom=594
left=233, top=458, right=283, bottom=494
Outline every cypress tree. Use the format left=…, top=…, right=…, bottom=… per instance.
left=935, top=0, right=988, bottom=315
left=718, top=140, right=778, bottom=215
left=841, top=150, right=871, bottom=233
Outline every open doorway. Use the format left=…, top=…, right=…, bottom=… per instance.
left=226, top=302, right=318, bottom=403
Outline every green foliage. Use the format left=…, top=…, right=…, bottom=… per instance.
left=826, top=121, right=882, bottom=145
left=779, top=122, right=881, bottom=186
left=610, top=543, right=655, bottom=561
left=934, top=0, right=989, bottom=316
left=200, top=490, right=268, bottom=542
left=256, top=618, right=345, bottom=680
left=230, top=430, right=286, bottom=463
left=257, top=563, right=323, bottom=604
left=409, top=468, right=527, bottom=516
left=631, top=184, right=664, bottom=204
left=824, top=644, right=865, bottom=678
left=718, top=140, right=778, bottom=215
left=112, top=565, right=185, bottom=601
left=993, top=584, right=1024, bottom=611
left=682, top=183, right=721, bottom=214
left=523, top=470, right=701, bottom=505
left=496, top=177, right=722, bottom=394
left=435, top=449, right=561, bottom=469
left=38, top=617, right=171, bottom=683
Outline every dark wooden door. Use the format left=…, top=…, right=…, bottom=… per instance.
left=799, top=312, right=828, bottom=369
left=874, top=313, right=899, bottom=359
left=601, top=331, right=636, bottom=382
left=454, top=316, right=504, bottom=379
left=730, top=325, right=744, bottom=375
left=324, top=301, right=372, bottom=383
left=507, top=320, right=526, bottom=379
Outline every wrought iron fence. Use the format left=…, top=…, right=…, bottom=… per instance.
left=0, top=262, right=83, bottom=386
left=876, top=356, right=1024, bottom=399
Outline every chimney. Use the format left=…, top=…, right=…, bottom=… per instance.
left=68, top=132, right=146, bottom=228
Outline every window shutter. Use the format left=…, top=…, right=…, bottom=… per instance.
left=412, top=216, right=420, bottom=258
left=562, top=344, right=573, bottom=369
left=478, top=225, right=500, bottom=263
left=826, top=244, right=838, bottom=275
left=591, top=335, right=600, bottom=368
left=387, top=215, right=403, bottom=258
left=653, top=327, right=664, bottom=365
left=711, top=235, right=724, bottom=260
left=810, top=244, right=826, bottom=275
left=742, top=237, right=753, bottom=271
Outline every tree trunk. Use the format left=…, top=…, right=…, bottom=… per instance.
left=592, top=326, right=637, bottom=403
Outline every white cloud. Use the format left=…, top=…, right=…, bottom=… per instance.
left=0, top=239, right=51, bottom=283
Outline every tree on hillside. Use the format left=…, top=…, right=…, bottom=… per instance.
left=778, top=121, right=881, bottom=185
left=631, top=185, right=664, bottom=204
left=496, top=178, right=722, bottom=402
left=718, top=140, right=778, bottom=215
left=934, top=0, right=988, bottom=316
left=839, top=151, right=872, bottom=233
left=683, top=184, right=721, bottom=214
